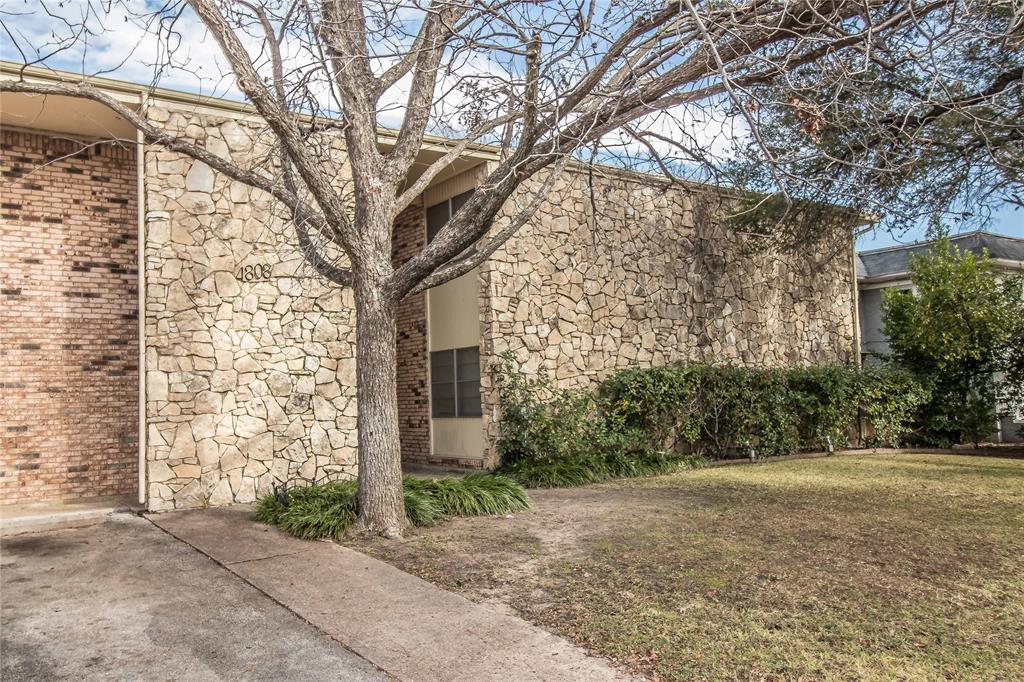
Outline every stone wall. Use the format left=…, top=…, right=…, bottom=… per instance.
left=0, top=130, right=139, bottom=504
left=142, top=105, right=358, bottom=510
left=479, top=170, right=857, bottom=464
left=137, top=104, right=857, bottom=498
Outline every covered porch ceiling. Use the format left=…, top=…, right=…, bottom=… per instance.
left=1, top=91, right=139, bottom=140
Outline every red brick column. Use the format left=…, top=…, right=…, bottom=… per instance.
left=391, top=202, right=431, bottom=465
left=0, top=131, right=139, bottom=504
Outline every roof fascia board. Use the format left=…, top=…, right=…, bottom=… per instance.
left=1, top=62, right=143, bottom=105
left=0, top=61, right=709, bottom=190
left=1, top=60, right=501, bottom=162
left=858, top=274, right=912, bottom=288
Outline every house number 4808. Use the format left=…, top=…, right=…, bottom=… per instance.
left=237, top=264, right=273, bottom=282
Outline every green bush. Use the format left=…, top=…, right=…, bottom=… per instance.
left=855, top=364, right=931, bottom=447
left=787, top=365, right=861, bottom=449
left=695, top=364, right=798, bottom=458
left=490, top=354, right=705, bottom=487
left=597, top=365, right=702, bottom=451
left=597, top=363, right=862, bottom=458
left=882, top=236, right=1024, bottom=445
left=490, top=358, right=599, bottom=463
left=256, top=473, right=531, bottom=539
left=491, top=355, right=928, bottom=469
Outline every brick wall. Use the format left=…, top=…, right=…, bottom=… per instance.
left=392, top=201, right=431, bottom=465
left=0, top=130, right=138, bottom=504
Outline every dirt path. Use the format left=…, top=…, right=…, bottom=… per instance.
left=350, top=484, right=711, bottom=611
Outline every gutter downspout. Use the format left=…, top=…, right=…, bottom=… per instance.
left=851, top=232, right=865, bottom=447
left=137, top=92, right=147, bottom=506
left=851, top=231, right=862, bottom=368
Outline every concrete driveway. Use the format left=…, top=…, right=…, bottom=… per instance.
left=0, top=514, right=389, bottom=681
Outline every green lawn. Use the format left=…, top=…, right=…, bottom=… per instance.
left=352, top=454, right=1024, bottom=680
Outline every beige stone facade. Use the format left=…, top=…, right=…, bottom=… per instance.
left=477, top=173, right=857, bottom=465
left=142, top=106, right=358, bottom=510
left=2, top=68, right=857, bottom=508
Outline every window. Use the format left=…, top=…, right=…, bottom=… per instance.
left=426, top=190, right=473, bottom=243
left=430, top=346, right=481, bottom=417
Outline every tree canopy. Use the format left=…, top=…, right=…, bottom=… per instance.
left=882, top=236, right=1024, bottom=444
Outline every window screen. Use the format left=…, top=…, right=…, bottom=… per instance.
left=430, top=346, right=481, bottom=417
left=426, top=190, right=474, bottom=243
left=430, top=350, right=456, bottom=417
left=455, top=346, right=481, bottom=417
left=426, top=201, right=450, bottom=243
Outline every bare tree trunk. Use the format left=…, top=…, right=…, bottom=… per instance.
left=350, top=279, right=406, bottom=537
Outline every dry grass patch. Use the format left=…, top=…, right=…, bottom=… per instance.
left=348, top=454, right=1024, bottom=680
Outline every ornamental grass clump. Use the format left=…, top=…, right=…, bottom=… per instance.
left=256, top=474, right=531, bottom=539
left=499, top=456, right=603, bottom=488
left=407, top=473, right=533, bottom=517
left=255, top=479, right=358, bottom=540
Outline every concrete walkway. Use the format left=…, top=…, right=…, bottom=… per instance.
left=0, top=514, right=389, bottom=681
left=150, top=507, right=633, bottom=682
left=0, top=494, right=141, bottom=537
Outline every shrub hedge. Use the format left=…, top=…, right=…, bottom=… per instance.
left=492, top=355, right=929, bottom=465
left=259, top=359, right=930, bottom=536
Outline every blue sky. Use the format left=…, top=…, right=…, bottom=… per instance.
left=856, top=204, right=1023, bottom=252
left=6, top=1, right=1019, bottom=252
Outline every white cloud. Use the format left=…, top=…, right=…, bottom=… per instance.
left=602, top=103, right=749, bottom=167
left=1, top=2, right=749, bottom=158
left=2, top=0, right=239, bottom=98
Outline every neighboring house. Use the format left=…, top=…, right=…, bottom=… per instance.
left=856, top=230, right=1024, bottom=442
left=1, top=62, right=859, bottom=511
